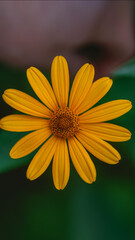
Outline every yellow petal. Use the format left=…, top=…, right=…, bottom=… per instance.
left=0, top=114, right=49, bottom=132
left=79, top=122, right=131, bottom=142
left=75, top=77, right=113, bottom=114
left=69, top=64, right=94, bottom=111
left=51, top=56, right=69, bottom=108
left=76, top=131, right=121, bottom=164
left=10, top=127, right=51, bottom=159
left=3, top=89, right=51, bottom=118
left=27, top=67, right=58, bottom=110
left=52, top=138, right=70, bottom=190
left=79, top=100, right=132, bottom=123
left=68, top=137, right=96, bottom=183
left=26, top=136, right=57, bottom=180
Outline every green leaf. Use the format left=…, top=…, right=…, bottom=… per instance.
left=0, top=130, right=32, bottom=173
left=110, top=59, right=135, bottom=167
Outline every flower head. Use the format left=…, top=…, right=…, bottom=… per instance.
left=1, top=56, right=132, bottom=190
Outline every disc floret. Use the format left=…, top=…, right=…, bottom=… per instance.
left=49, top=107, right=79, bottom=138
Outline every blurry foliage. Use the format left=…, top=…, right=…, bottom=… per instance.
left=0, top=59, right=135, bottom=240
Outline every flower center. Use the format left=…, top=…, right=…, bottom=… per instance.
left=49, top=107, right=79, bottom=138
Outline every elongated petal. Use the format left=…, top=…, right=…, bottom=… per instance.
left=26, top=136, right=57, bottom=180
left=10, top=127, right=51, bottom=159
left=69, top=64, right=94, bottom=111
left=75, top=77, right=112, bottom=114
left=51, top=56, right=69, bottom=108
left=0, top=114, right=49, bottom=132
left=79, top=100, right=132, bottom=123
left=68, top=137, right=96, bottom=183
left=27, top=67, right=58, bottom=110
left=52, top=138, right=70, bottom=190
left=3, top=89, right=51, bottom=118
left=76, top=131, right=121, bottom=164
left=79, top=122, right=131, bottom=142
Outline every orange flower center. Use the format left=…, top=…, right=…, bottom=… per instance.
left=49, top=107, right=79, bottom=138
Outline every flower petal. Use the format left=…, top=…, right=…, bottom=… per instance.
left=69, top=64, right=94, bottom=111
left=76, top=131, right=121, bottom=164
left=10, top=127, right=51, bottom=159
left=52, top=138, right=70, bottom=190
left=68, top=137, right=96, bottom=183
left=26, top=136, right=57, bottom=180
left=79, top=100, right=132, bottom=123
left=27, top=67, right=58, bottom=110
left=75, top=77, right=113, bottom=114
left=3, top=89, right=51, bottom=118
left=79, top=122, right=131, bottom=142
left=0, top=114, right=49, bottom=132
left=51, top=56, right=69, bottom=108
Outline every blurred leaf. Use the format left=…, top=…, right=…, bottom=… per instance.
left=0, top=130, right=32, bottom=173
left=110, top=59, right=135, bottom=167
left=68, top=176, right=135, bottom=240
left=113, top=58, right=135, bottom=78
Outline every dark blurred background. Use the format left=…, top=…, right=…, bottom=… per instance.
left=0, top=1, right=135, bottom=240
left=0, top=1, right=135, bottom=77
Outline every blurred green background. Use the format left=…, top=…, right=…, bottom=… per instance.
left=0, top=59, right=135, bottom=240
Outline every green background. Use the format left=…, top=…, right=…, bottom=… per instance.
left=0, top=59, right=135, bottom=240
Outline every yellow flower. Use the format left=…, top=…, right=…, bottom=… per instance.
left=1, top=56, right=132, bottom=190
